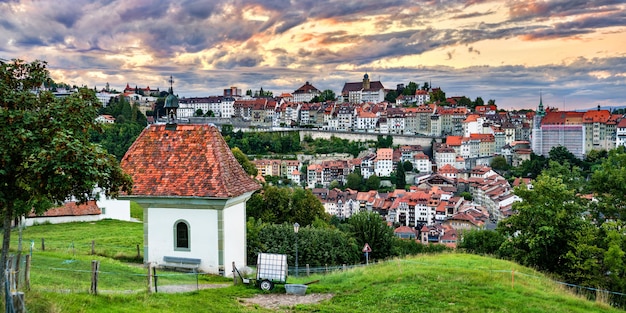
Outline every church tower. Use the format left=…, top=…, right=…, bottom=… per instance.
left=163, top=75, right=179, bottom=128
left=362, top=73, right=370, bottom=90
left=537, top=91, right=546, bottom=117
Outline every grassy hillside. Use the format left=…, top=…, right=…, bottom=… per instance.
left=3, top=221, right=620, bottom=312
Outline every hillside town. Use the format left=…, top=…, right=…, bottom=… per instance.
left=67, top=74, right=626, bottom=249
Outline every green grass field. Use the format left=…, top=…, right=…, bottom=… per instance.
left=3, top=220, right=621, bottom=312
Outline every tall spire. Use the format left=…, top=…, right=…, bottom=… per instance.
left=538, top=90, right=545, bottom=117
left=168, top=75, right=175, bottom=94
left=164, top=75, right=179, bottom=127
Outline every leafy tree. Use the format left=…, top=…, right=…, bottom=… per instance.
left=366, top=174, right=381, bottom=191
left=473, top=97, right=484, bottom=107
left=509, top=153, right=547, bottom=179
left=320, top=89, right=336, bottom=102
left=347, top=212, right=395, bottom=261
left=487, top=99, right=496, bottom=106
left=421, top=82, right=430, bottom=91
left=195, top=109, right=204, bottom=117
left=396, top=162, right=406, bottom=189
left=589, top=146, right=626, bottom=223
left=430, top=88, right=446, bottom=103
left=543, top=160, right=586, bottom=193
left=247, top=185, right=327, bottom=226
left=0, top=59, right=133, bottom=281
left=376, top=135, right=393, bottom=148
left=231, top=147, right=258, bottom=177
left=456, top=96, right=472, bottom=107
left=291, top=188, right=329, bottom=226
left=497, top=174, right=588, bottom=275
left=459, top=191, right=473, bottom=200
left=385, top=90, right=398, bottom=103
left=346, top=172, right=364, bottom=191
left=490, top=155, right=509, bottom=172
left=402, top=160, right=413, bottom=172
left=402, top=82, right=418, bottom=96
left=248, top=222, right=358, bottom=266
left=548, top=146, right=582, bottom=169
left=458, top=230, right=505, bottom=255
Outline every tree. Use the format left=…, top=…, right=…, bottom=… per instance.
left=474, top=97, right=484, bottom=107
left=348, top=212, right=395, bottom=260
left=402, top=82, right=418, bottom=96
left=431, top=88, right=446, bottom=103
left=459, top=191, right=473, bottom=201
left=490, top=155, right=509, bottom=172
left=421, top=82, right=429, bottom=91
left=366, top=174, right=381, bottom=191
left=497, top=174, right=588, bottom=275
left=402, top=160, right=413, bottom=172
left=459, top=229, right=505, bottom=255
left=346, top=172, right=364, bottom=191
left=320, top=89, right=336, bottom=102
left=385, top=90, right=398, bottom=103
left=589, top=146, right=626, bottom=223
left=291, top=188, right=329, bottom=226
left=231, top=147, right=258, bottom=177
left=487, top=99, right=496, bottom=106
left=0, top=59, right=133, bottom=283
left=396, top=162, right=406, bottom=189
left=195, top=108, right=204, bottom=117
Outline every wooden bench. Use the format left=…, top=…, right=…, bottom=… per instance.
left=161, top=256, right=201, bottom=271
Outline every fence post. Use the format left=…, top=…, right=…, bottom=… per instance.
left=343, top=264, right=346, bottom=271
left=306, top=264, right=310, bottom=277
left=325, top=264, right=328, bottom=274
left=24, top=255, right=31, bottom=291
left=90, top=260, right=100, bottom=295
left=136, top=245, right=141, bottom=259
left=11, top=291, right=25, bottom=313
left=147, top=263, right=154, bottom=293
left=153, top=266, right=158, bottom=293
left=232, top=262, right=237, bottom=285
left=91, top=240, right=95, bottom=255
left=41, top=238, right=45, bottom=251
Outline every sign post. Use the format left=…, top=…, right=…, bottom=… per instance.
left=362, top=243, right=372, bottom=265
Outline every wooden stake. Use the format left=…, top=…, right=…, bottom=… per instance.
left=41, top=238, right=45, bottom=251
left=91, top=240, right=95, bottom=255
left=511, top=269, right=515, bottom=289
left=24, top=255, right=31, bottom=291
left=147, top=263, right=154, bottom=293
left=90, top=260, right=100, bottom=295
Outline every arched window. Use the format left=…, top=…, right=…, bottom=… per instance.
left=174, top=220, right=190, bottom=251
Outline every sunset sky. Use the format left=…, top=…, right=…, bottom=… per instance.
left=1, top=0, right=625, bottom=110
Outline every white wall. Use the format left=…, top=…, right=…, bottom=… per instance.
left=147, top=208, right=220, bottom=274
left=222, top=201, right=247, bottom=276
left=22, top=215, right=102, bottom=227
left=97, top=197, right=131, bottom=221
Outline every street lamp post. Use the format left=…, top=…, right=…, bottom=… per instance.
left=293, top=222, right=300, bottom=277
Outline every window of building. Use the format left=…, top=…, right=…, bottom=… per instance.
left=174, top=220, right=190, bottom=251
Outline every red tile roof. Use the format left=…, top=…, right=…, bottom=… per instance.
left=29, top=201, right=100, bottom=217
left=121, top=124, right=261, bottom=198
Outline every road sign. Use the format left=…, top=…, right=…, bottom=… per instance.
left=362, top=243, right=372, bottom=253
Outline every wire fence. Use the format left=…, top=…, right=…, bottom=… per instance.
left=4, top=248, right=626, bottom=311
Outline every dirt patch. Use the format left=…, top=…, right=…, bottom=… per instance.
left=240, top=293, right=334, bottom=310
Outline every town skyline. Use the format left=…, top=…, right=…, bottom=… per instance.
left=1, top=0, right=625, bottom=111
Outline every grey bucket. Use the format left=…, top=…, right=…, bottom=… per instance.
left=285, top=284, right=307, bottom=296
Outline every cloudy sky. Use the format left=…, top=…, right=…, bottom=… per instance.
left=1, top=0, right=625, bottom=110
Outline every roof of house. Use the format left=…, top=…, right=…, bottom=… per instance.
left=121, top=124, right=260, bottom=198
left=29, top=201, right=100, bottom=218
